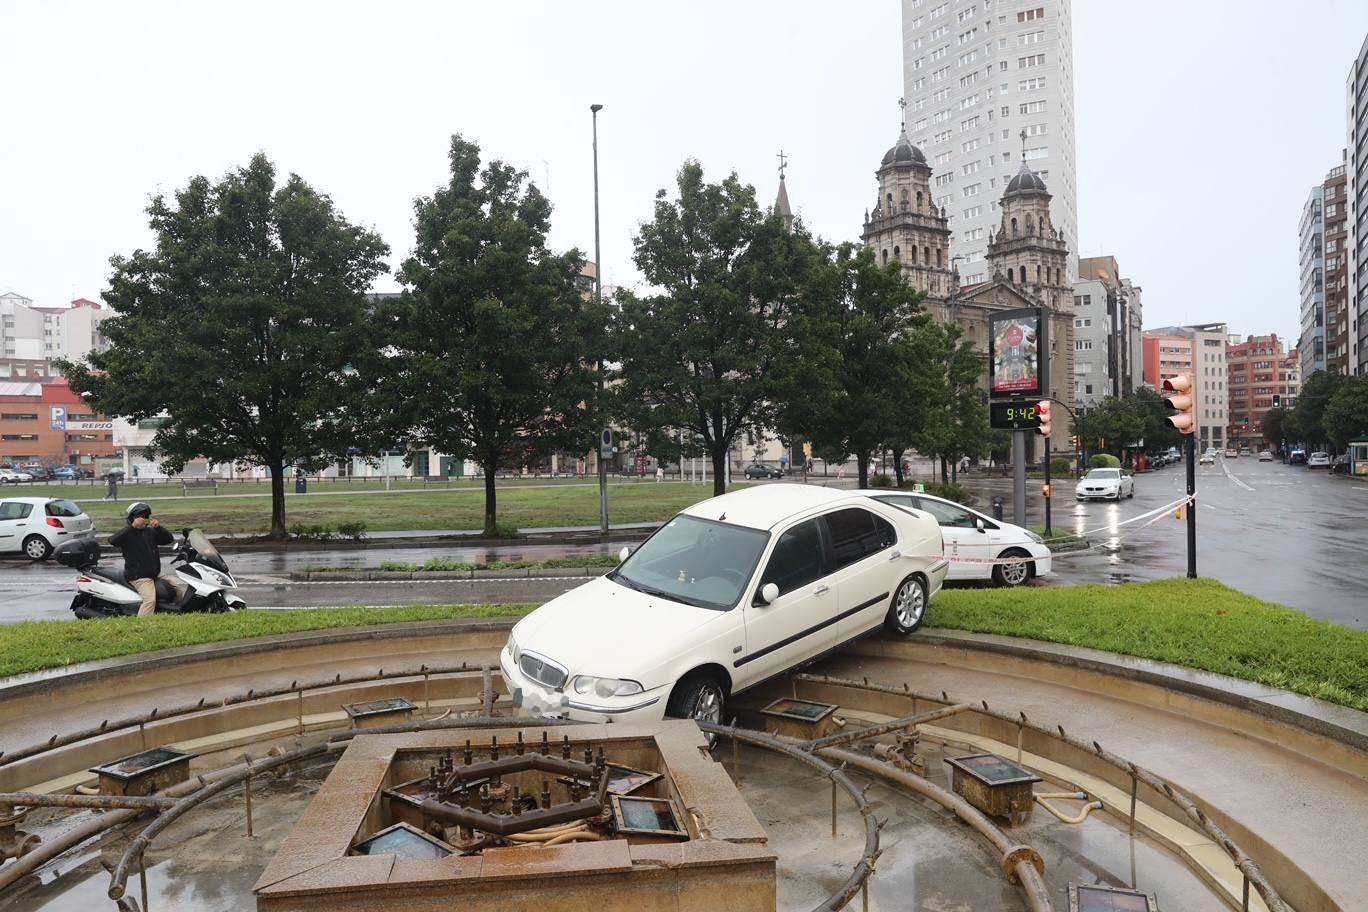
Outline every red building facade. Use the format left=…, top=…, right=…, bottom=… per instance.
left=0, top=380, right=117, bottom=467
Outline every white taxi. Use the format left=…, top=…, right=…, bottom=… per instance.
left=501, top=485, right=948, bottom=726
left=860, top=490, right=1052, bottom=587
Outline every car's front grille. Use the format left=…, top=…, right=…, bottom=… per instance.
left=519, top=651, right=568, bottom=690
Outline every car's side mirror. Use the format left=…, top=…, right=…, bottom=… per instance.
left=618, top=546, right=631, bottom=563
left=758, top=583, right=779, bottom=605
left=973, top=517, right=987, bottom=533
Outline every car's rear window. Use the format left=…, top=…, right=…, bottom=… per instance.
left=45, top=499, right=83, bottom=517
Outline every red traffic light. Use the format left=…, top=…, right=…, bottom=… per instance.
left=1035, top=400, right=1052, bottom=437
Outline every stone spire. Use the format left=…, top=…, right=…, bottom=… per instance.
left=774, top=149, right=793, bottom=232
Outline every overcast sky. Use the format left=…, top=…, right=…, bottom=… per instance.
left=3, top=1, right=1367, bottom=346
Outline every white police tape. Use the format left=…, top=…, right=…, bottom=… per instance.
left=930, top=494, right=1196, bottom=567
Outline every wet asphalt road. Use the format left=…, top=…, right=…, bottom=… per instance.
left=1, top=459, right=1363, bottom=628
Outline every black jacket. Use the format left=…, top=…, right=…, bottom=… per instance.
left=108, top=523, right=174, bottom=581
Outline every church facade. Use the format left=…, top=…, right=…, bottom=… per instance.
left=862, top=128, right=1074, bottom=456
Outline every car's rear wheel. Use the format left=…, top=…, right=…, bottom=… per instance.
left=23, top=535, right=52, bottom=561
left=992, top=549, right=1032, bottom=587
left=885, top=574, right=927, bottom=635
left=666, top=671, right=726, bottom=727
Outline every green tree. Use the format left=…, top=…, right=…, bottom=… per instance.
left=1323, top=376, right=1368, bottom=449
left=1290, top=370, right=1347, bottom=450
left=786, top=245, right=928, bottom=489
left=611, top=161, right=826, bottom=496
left=368, top=136, right=606, bottom=535
left=1074, top=395, right=1143, bottom=458
left=906, top=323, right=993, bottom=483
left=1261, top=406, right=1289, bottom=447
left=60, top=154, right=389, bottom=539
left=1127, top=387, right=1183, bottom=452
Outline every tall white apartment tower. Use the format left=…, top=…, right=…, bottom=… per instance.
left=901, top=0, right=1077, bottom=287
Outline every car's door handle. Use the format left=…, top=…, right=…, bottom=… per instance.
left=888, top=550, right=902, bottom=561
left=814, top=585, right=830, bottom=596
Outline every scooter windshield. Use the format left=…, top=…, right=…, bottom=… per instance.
left=187, top=529, right=229, bottom=573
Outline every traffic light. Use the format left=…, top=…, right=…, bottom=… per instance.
left=1162, top=375, right=1195, bottom=435
left=1035, top=400, right=1052, bottom=437
left=1272, top=394, right=1282, bottom=409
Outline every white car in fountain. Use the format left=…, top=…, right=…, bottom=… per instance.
left=857, top=490, right=1052, bottom=588
left=501, top=484, right=949, bottom=726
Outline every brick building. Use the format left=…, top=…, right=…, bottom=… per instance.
left=1226, top=334, right=1301, bottom=448
left=0, top=380, right=118, bottom=468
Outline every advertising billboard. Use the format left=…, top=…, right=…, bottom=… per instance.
left=989, top=308, right=1043, bottom=398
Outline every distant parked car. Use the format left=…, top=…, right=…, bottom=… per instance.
left=1307, top=452, right=1331, bottom=468
left=19, top=464, right=50, bottom=480
left=49, top=466, right=87, bottom=481
left=0, top=469, right=34, bottom=484
left=1199, top=451, right=1215, bottom=465
left=1258, top=450, right=1273, bottom=462
left=1224, top=448, right=1238, bottom=458
left=1288, top=449, right=1307, bottom=465
left=1239, top=446, right=1252, bottom=457
left=743, top=463, right=783, bottom=479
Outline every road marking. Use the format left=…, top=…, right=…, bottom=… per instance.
left=1219, top=460, right=1254, bottom=492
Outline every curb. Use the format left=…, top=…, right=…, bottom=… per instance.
left=289, top=567, right=612, bottom=582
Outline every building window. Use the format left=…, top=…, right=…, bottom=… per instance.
left=1017, top=7, right=1045, bottom=22
left=1018, top=54, right=1046, bottom=68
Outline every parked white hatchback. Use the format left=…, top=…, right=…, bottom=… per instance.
left=501, top=485, right=949, bottom=726
left=859, top=490, right=1052, bottom=587
left=0, top=469, right=34, bottom=484
left=1075, top=467, right=1135, bottom=501
left=0, top=497, right=96, bottom=560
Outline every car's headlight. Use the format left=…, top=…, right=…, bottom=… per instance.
left=1025, top=531, right=1044, bottom=544
left=571, top=676, right=644, bottom=699
left=506, top=634, right=520, bottom=665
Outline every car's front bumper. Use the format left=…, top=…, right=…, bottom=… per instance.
left=1075, top=487, right=1119, bottom=499
left=500, top=650, right=668, bottom=724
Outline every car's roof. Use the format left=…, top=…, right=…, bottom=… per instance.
left=679, top=484, right=857, bottom=530
left=0, top=496, right=77, bottom=505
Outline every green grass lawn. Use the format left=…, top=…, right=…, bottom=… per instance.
left=59, top=482, right=732, bottom=535
left=4, top=475, right=668, bottom=500
left=2, top=579, right=1363, bottom=713
left=0, top=604, right=538, bottom=679
left=928, top=579, right=1368, bottom=711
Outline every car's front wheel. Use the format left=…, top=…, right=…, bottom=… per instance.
left=885, top=574, right=928, bottom=635
left=23, top=535, right=53, bottom=561
left=666, top=671, right=726, bottom=726
left=992, top=549, right=1032, bottom=587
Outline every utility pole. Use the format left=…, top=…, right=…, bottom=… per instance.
left=591, top=103, right=607, bottom=536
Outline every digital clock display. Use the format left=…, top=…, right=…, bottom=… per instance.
left=990, top=400, right=1042, bottom=431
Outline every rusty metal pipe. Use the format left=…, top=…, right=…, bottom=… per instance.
left=699, top=722, right=880, bottom=912
left=800, top=703, right=973, bottom=751
left=817, top=746, right=1053, bottom=912
left=0, top=792, right=177, bottom=811
left=795, top=672, right=1293, bottom=912
left=107, top=742, right=334, bottom=900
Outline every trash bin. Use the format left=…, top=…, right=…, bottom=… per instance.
left=295, top=476, right=307, bottom=494
left=991, top=496, right=1004, bottom=521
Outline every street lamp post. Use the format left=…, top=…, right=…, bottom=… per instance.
left=591, top=103, right=607, bottom=536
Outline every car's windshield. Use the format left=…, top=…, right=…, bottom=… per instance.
left=610, top=514, right=768, bottom=610
left=1084, top=469, right=1120, bottom=480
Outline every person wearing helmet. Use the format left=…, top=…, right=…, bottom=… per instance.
left=108, top=502, right=188, bottom=616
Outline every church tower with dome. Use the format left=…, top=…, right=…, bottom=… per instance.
left=860, top=128, right=957, bottom=319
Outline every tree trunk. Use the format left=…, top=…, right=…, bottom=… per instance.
left=483, top=460, right=498, bottom=536
left=856, top=451, right=869, bottom=490
left=940, top=456, right=949, bottom=485
left=951, top=461, right=958, bottom=483
left=269, top=462, right=287, bottom=540
left=711, top=445, right=727, bottom=497
left=891, top=448, right=906, bottom=488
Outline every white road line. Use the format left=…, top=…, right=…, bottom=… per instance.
left=1219, top=460, right=1255, bottom=492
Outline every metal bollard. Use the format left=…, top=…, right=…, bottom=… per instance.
left=992, top=496, right=1005, bottom=521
